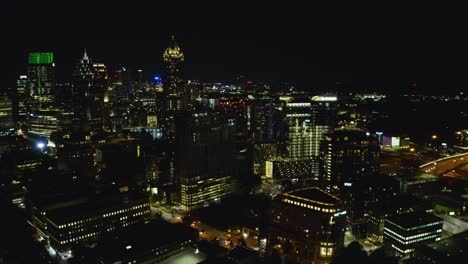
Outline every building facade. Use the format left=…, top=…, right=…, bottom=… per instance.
left=321, top=128, right=380, bottom=239
left=383, top=212, right=443, bottom=257
left=28, top=52, right=55, bottom=110
left=269, top=187, right=346, bottom=264
left=32, top=193, right=150, bottom=255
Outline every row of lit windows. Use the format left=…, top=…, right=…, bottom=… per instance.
left=405, top=229, right=442, bottom=240
left=58, top=203, right=149, bottom=228
left=60, top=232, right=98, bottom=244
left=385, top=220, right=442, bottom=231
left=406, top=234, right=440, bottom=244
left=384, top=227, right=442, bottom=241
left=407, top=221, right=443, bottom=231
left=391, top=244, right=413, bottom=254
left=282, top=199, right=337, bottom=213
left=384, top=229, right=440, bottom=245
left=320, top=247, right=334, bottom=257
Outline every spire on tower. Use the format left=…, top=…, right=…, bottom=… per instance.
left=82, top=49, right=89, bottom=61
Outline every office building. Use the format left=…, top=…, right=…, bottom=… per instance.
left=29, top=109, right=63, bottom=138
left=32, top=192, right=150, bottom=256
left=55, top=127, right=96, bottom=182
left=72, top=50, right=107, bottom=129
left=414, top=231, right=468, bottom=264
left=269, top=187, right=346, bottom=264
left=284, top=99, right=313, bottom=159
left=15, top=75, right=30, bottom=123
left=310, top=94, right=337, bottom=157
left=28, top=52, right=55, bottom=110
left=321, top=128, right=380, bottom=239
left=383, top=212, right=443, bottom=257
left=160, top=36, right=185, bottom=141
left=0, top=96, right=14, bottom=135
left=175, top=111, right=245, bottom=211
left=95, top=220, right=199, bottom=263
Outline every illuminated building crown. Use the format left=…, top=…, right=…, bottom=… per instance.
left=163, top=35, right=184, bottom=62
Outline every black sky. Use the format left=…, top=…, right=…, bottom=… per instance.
left=2, top=1, right=468, bottom=94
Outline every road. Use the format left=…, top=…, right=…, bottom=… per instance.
left=150, top=204, right=261, bottom=251
left=419, top=152, right=468, bottom=176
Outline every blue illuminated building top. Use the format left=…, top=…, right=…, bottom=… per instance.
left=154, top=75, right=162, bottom=85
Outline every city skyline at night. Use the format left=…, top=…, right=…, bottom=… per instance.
left=3, top=2, right=468, bottom=94
left=1, top=2, right=468, bottom=264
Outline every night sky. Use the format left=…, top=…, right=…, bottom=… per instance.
left=2, top=1, right=468, bottom=94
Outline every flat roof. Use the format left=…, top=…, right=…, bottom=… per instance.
left=386, top=212, right=442, bottom=229
left=284, top=187, right=341, bottom=205
left=159, top=248, right=206, bottom=264
left=97, top=220, right=198, bottom=263
left=45, top=192, right=148, bottom=224
left=418, top=231, right=468, bottom=260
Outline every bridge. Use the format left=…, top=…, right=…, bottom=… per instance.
left=419, top=152, right=468, bottom=177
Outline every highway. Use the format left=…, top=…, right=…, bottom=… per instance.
left=419, top=152, right=468, bottom=176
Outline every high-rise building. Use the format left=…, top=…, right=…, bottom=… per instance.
left=269, top=187, right=346, bottom=264
left=159, top=36, right=185, bottom=141
left=162, top=36, right=185, bottom=104
left=276, top=97, right=321, bottom=182
left=175, top=111, right=243, bottom=211
left=28, top=52, right=55, bottom=110
left=15, top=75, right=30, bottom=123
left=72, top=50, right=107, bottom=129
left=0, top=96, right=14, bottom=134
left=55, top=127, right=96, bottom=182
left=311, top=94, right=337, bottom=157
left=383, top=212, right=443, bottom=258
left=321, top=128, right=380, bottom=239
left=284, top=99, right=313, bottom=159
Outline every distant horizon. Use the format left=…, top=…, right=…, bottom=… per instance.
left=3, top=2, right=468, bottom=94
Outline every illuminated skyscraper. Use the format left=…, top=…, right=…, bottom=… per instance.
left=15, top=75, right=29, bottom=122
left=321, top=128, right=380, bottom=239
left=28, top=52, right=55, bottom=110
left=175, top=111, right=243, bottom=211
left=0, top=95, right=14, bottom=134
left=311, top=94, right=337, bottom=157
left=163, top=36, right=185, bottom=100
left=284, top=99, right=313, bottom=159
left=159, top=36, right=185, bottom=141
left=72, top=50, right=107, bottom=129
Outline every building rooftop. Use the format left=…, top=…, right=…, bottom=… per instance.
left=385, top=212, right=443, bottom=230
left=417, top=231, right=468, bottom=262
left=45, top=192, right=148, bottom=225
left=96, top=220, right=198, bottom=263
left=158, top=248, right=206, bottom=264
left=284, top=187, right=341, bottom=205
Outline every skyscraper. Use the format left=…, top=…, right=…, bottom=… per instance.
left=28, top=52, right=55, bottom=110
left=0, top=95, right=14, bottom=135
left=321, top=128, right=380, bottom=239
left=15, top=75, right=29, bottom=123
left=311, top=94, right=337, bottom=157
left=72, top=50, right=107, bottom=129
left=284, top=98, right=313, bottom=159
left=163, top=36, right=185, bottom=101
left=159, top=36, right=185, bottom=141
left=175, top=111, right=241, bottom=211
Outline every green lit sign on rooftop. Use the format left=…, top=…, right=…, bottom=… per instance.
left=28, top=52, right=54, bottom=64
